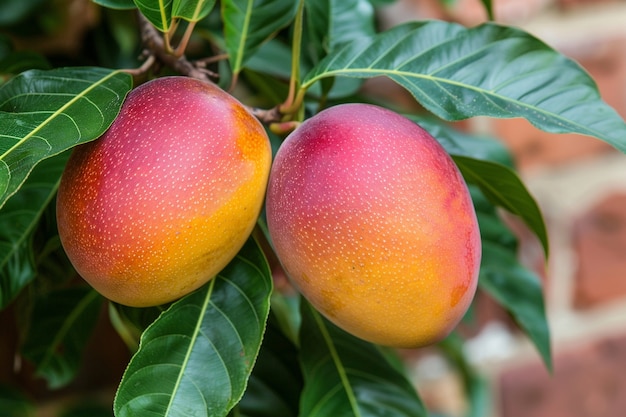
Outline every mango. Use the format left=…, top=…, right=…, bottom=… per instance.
left=266, top=104, right=481, bottom=348
left=56, top=76, right=271, bottom=307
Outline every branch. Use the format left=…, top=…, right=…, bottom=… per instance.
left=137, top=12, right=216, bottom=82
left=132, top=12, right=285, bottom=126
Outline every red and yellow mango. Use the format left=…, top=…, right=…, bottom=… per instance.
left=266, top=103, right=481, bottom=348
left=57, top=76, right=271, bottom=307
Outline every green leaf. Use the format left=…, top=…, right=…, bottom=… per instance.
left=0, top=0, right=45, bottom=26
left=479, top=242, right=552, bottom=371
left=302, top=21, right=626, bottom=153
left=21, top=287, right=103, bottom=389
left=0, top=152, right=68, bottom=309
left=481, top=0, right=494, bottom=20
left=414, top=117, right=514, bottom=167
left=0, top=51, right=50, bottom=78
left=172, top=0, right=216, bottom=22
left=235, top=313, right=303, bottom=417
left=299, top=301, right=426, bottom=417
left=222, top=0, right=299, bottom=74
left=59, top=403, right=114, bottom=417
left=133, top=0, right=173, bottom=32
left=0, top=67, right=132, bottom=209
left=304, top=0, right=376, bottom=63
left=92, top=0, right=137, bottom=9
left=0, top=385, right=34, bottom=417
left=469, top=186, right=551, bottom=370
left=453, top=155, right=548, bottom=257
left=114, top=237, right=273, bottom=417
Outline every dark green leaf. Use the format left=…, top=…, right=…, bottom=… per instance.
left=481, top=0, right=494, bottom=20
left=235, top=313, right=303, bottom=417
left=479, top=242, right=552, bottom=371
left=453, top=155, right=548, bottom=257
left=21, top=287, right=103, bottom=388
left=172, top=0, right=216, bottom=22
left=244, top=40, right=293, bottom=80
left=93, top=0, right=137, bottom=9
left=114, top=237, right=273, bottom=417
left=0, top=67, right=132, bottom=209
left=222, top=0, right=299, bottom=74
left=299, top=301, right=426, bottom=417
left=108, top=302, right=165, bottom=352
left=133, top=0, right=173, bottom=32
left=302, top=21, right=626, bottom=153
left=0, top=51, right=50, bottom=77
left=413, top=117, right=514, bottom=167
left=59, top=403, right=114, bottom=417
left=0, top=0, right=45, bottom=26
left=0, top=385, right=34, bottom=417
left=0, top=152, right=68, bottom=309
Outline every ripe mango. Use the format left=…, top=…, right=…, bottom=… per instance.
left=266, top=104, right=481, bottom=348
left=56, top=76, right=271, bottom=307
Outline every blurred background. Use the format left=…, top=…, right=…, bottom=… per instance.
left=378, top=1, right=626, bottom=417
left=2, top=0, right=626, bottom=416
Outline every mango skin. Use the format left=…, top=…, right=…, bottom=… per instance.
left=266, top=104, right=481, bottom=348
left=56, top=76, right=271, bottom=307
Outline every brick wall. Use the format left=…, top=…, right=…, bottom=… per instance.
left=380, top=1, right=626, bottom=416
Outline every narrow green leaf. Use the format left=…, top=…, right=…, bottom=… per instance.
left=21, top=287, right=103, bottom=389
left=452, top=155, right=548, bottom=257
left=0, top=67, right=132, bottom=209
left=299, top=301, right=426, bottom=417
left=302, top=21, right=626, bottom=153
left=222, top=0, right=299, bottom=74
left=133, top=0, right=173, bottom=32
left=479, top=242, right=552, bottom=371
left=172, top=0, right=216, bottom=22
left=93, top=0, right=137, bottom=9
left=470, top=186, right=551, bottom=371
left=114, top=237, right=273, bottom=417
left=481, top=0, right=494, bottom=20
left=0, top=152, right=68, bottom=309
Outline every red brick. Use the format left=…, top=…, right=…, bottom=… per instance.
left=572, top=192, right=626, bottom=308
left=446, top=0, right=552, bottom=26
left=557, top=0, right=621, bottom=11
left=499, top=332, right=626, bottom=417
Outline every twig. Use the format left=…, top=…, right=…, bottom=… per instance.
left=248, top=106, right=284, bottom=125
left=137, top=11, right=213, bottom=82
left=130, top=12, right=285, bottom=125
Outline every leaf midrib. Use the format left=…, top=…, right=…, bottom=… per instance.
left=302, top=67, right=613, bottom=141
left=311, top=308, right=362, bottom=417
left=164, top=278, right=216, bottom=416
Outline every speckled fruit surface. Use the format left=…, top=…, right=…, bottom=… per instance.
left=56, top=76, right=271, bottom=307
left=266, top=103, right=481, bottom=348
